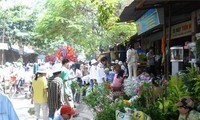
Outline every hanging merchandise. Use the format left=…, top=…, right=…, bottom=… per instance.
left=55, top=45, right=77, bottom=62
left=45, top=54, right=57, bottom=63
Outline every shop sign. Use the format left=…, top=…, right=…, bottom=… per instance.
left=136, top=8, right=160, bottom=35
left=166, top=21, right=193, bottom=39
left=197, top=9, right=200, bottom=25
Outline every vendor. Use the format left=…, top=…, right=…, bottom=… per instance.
left=176, top=96, right=200, bottom=120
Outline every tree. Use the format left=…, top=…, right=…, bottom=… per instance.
left=0, top=0, right=38, bottom=48
left=1, top=0, right=137, bottom=59
left=35, top=0, right=136, bottom=57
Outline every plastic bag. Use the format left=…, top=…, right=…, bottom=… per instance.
left=116, top=110, right=131, bottom=120
left=131, top=111, right=152, bottom=120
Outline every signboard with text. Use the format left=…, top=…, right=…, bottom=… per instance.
left=166, top=21, right=193, bottom=40
left=136, top=8, right=160, bottom=35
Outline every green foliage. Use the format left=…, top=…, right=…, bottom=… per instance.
left=83, top=82, right=112, bottom=108
left=83, top=82, right=117, bottom=119
left=196, top=38, right=200, bottom=61
left=0, top=0, right=136, bottom=56
left=193, top=75, right=200, bottom=96
left=164, top=68, right=200, bottom=119
left=0, top=1, right=39, bottom=48
left=167, top=75, right=189, bottom=106
left=0, top=0, right=137, bottom=57
left=91, top=0, right=119, bottom=28
left=96, top=107, right=116, bottom=120
left=138, top=54, right=147, bottom=63
left=179, top=67, right=200, bottom=99
left=34, top=0, right=136, bottom=56
left=28, top=107, right=35, bottom=115
left=133, top=82, right=165, bottom=120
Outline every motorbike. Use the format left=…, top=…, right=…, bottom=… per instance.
left=8, top=78, right=32, bottom=99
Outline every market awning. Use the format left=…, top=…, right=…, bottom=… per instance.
left=119, top=0, right=144, bottom=22
left=10, top=45, right=36, bottom=55
left=5, top=48, right=20, bottom=63
left=119, top=0, right=200, bottom=22
left=119, top=0, right=163, bottom=22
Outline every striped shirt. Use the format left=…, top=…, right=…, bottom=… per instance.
left=48, top=76, right=64, bottom=109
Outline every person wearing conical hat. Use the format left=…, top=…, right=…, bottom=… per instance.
left=177, top=96, right=200, bottom=120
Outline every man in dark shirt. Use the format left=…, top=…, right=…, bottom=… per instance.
left=48, top=65, right=64, bottom=120
left=146, top=48, right=156, bottom=77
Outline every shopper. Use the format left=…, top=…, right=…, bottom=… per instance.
left=96, top=57, right=108, bottom=84
left=53, top=105, right=76, bottom=120
left=60, top=59, right=73, bottom=107
left=32, top=66, right=48, bottom=120
left=146, top=47, right=156, bottom=77
left=0, top=93, right=19, bottom=120
left=48, top=65, right=64, bottom=119
left=126, top=44, right=139, bottom=80
left=89, top=59, right=98, bottom=91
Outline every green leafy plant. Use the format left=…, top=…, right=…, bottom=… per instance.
left=179, top=67, right=200, bottom=100
left=193, top=75, right=200, bottom=98
left=196, top=38, right=200, bottom=61
left=96, top=107, right=116, bottom=120
left=83, top=82, right=121, bottom=119
left=167, top=75, right=189, bottom=101
left=83, top=82, right=112, bottom=109
left=138, top=54, right=147, bottom=64
left=133, top=82, right=165, bottom=120
left=164, top=72, right=197, bottom=119
left=28, top=107, right=35, bottom=115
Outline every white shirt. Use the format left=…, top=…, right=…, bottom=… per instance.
left=69, top=69, right=82, bottom=82
left=96, top=63, right=106, bottom=84
left=126, top=48, right=138, bottom=64
left=89, top=65, right=97, bottom=80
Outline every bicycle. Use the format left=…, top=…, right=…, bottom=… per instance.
left=8, top=78, right=27, bottom=98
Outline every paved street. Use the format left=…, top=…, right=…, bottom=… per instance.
left=11, top=95, right=35, bottom=120
left=11, top=95, right=94, bottom=120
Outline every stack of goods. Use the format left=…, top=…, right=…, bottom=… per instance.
left=124, top=72, right=151, bottom=97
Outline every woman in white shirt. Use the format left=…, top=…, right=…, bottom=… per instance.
left=126, top=44, right=139, bottom=80
left=89, top=59, right=98, bottom=91
left=70, top=63, right=82, bottom=103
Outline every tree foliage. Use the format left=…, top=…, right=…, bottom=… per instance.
left=0, top=0, right=137, bottom=58
left=35, top=0, right=136, bottom=57
left=0, top=0, right=38, bottom=48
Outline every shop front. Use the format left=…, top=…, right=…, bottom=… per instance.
left=168, top=20, right=194, bottom=73
left=120, top=1, right=200, bottom=75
